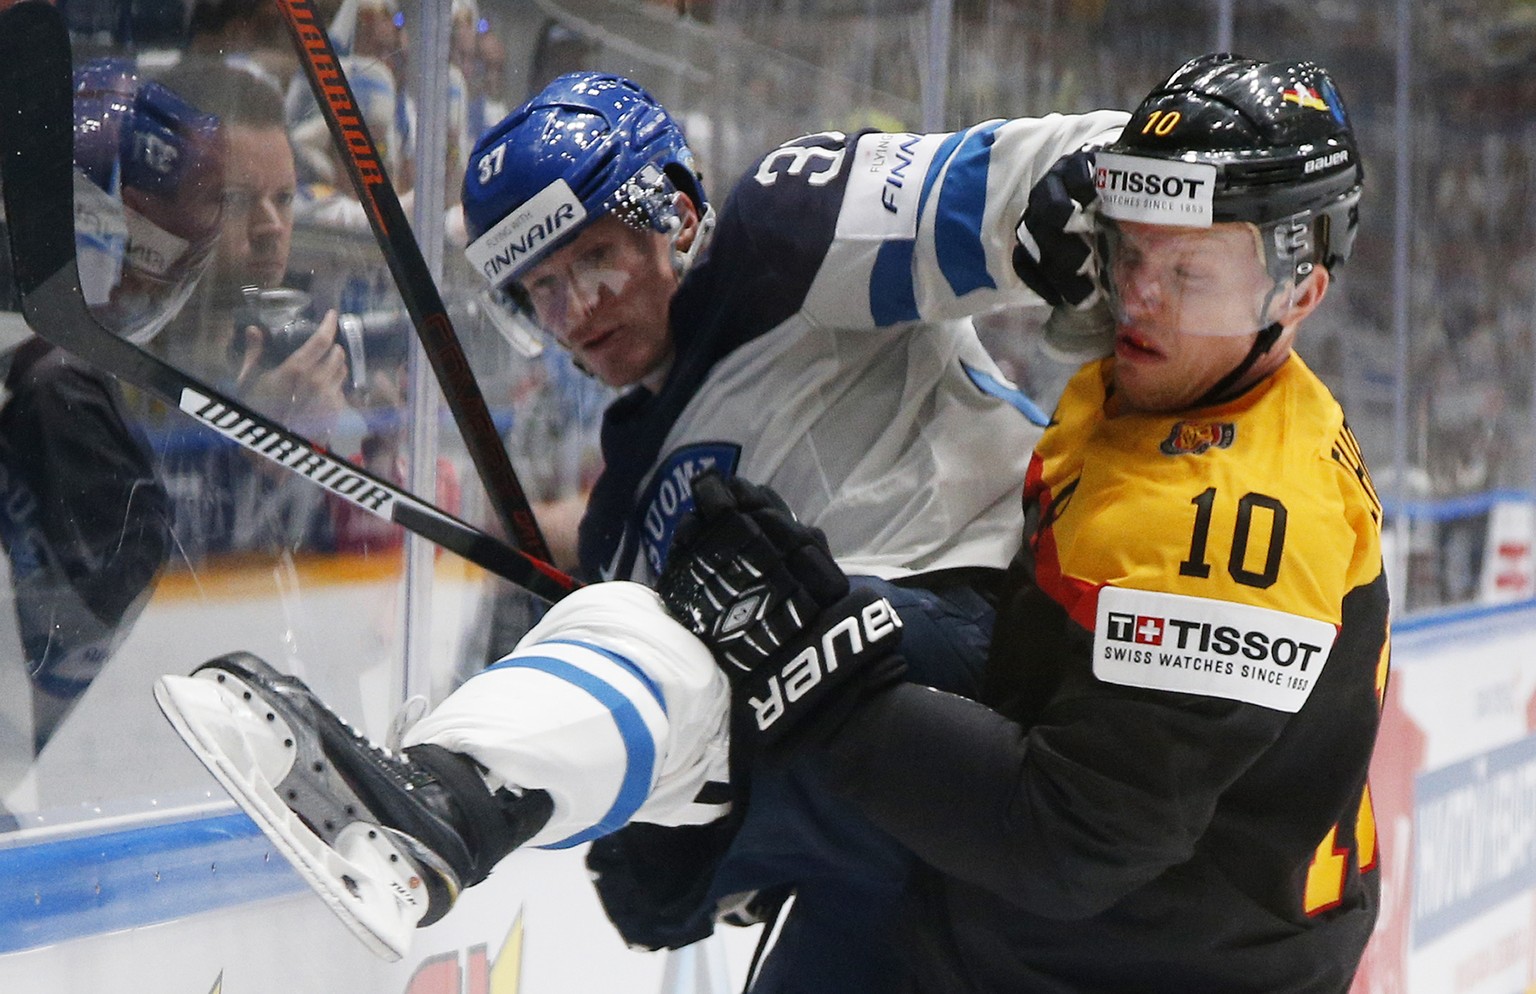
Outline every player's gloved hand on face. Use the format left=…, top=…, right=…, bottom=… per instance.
left=1013, top=148, right=1101, bottom=309
left=658, top=469, right=906, bottom=747
left=1015, top=146, right=1118, bottom=361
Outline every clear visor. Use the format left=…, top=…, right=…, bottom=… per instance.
left=516, top=246, right=637, bottom=337
left=476, top=286, right=546, bottom=358
left=1095, top=216, right=1300, bottom=338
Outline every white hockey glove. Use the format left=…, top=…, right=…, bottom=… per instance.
left=657, top=470, right=905, bottom=748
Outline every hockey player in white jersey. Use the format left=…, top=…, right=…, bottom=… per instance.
left=157, top=73, right=1126, bottom=986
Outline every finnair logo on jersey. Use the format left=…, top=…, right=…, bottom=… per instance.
left=465, top=178, right=587, bottom=284
left=836, top=131, right=946, bottom=241
left=640, top=443, right=742, bottom=577
left=1093, top=586, right=1336, bottom=713
left=865, top=132, right=924, bottom=214
left=1095, top=152, right=1216, bottom=227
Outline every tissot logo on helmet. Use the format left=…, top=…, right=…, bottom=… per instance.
left=1095, top=152, right=1216, bottom=226
left=1097, top=165, right=1206, bottom=199
left=1096, top=54, right=1364, bottom=271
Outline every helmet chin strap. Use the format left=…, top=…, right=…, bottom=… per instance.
left=1190, top=265, right=1299, bottom=407
left=1191, top=320, right=1284, bottom=408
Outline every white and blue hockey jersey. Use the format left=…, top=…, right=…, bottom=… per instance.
left=412, top=112, right=1133, bottom=845
left=578, top=111, right=1129, bottom=585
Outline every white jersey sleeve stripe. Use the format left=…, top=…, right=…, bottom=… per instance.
left=867, top=128, right=970, bottom=326
left=485, top=651, right=658, bottom=850
left=869, top=238, right=919, bottom=325
left=931, top=121, right=1006, bottom=297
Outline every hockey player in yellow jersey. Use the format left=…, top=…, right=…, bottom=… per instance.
left=656, top=53, right=1389, bottom=992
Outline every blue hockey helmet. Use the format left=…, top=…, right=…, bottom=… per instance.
left=462, top=72, right=708, bottom=292
left=72, top=60, right=225, bottom=343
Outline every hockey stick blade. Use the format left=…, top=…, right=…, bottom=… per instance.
left=275, top=0, right=555, bottom=564
left=0, top=4, right=578, bottom=603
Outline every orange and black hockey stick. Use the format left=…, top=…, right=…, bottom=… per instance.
left=0, top=2, right=579, bottom=603
left=273, top=0, right=555, bottom=564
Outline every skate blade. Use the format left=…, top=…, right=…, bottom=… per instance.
left=154, top=672, right=428, bottom=961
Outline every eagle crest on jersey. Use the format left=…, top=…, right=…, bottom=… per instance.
left=1160, top=420, right=1236, bottom=456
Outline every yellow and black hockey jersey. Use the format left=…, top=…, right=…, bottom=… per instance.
left=823, top=352, right=1390, bottom=993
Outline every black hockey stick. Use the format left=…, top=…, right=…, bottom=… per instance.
left=0, top=3, right=578, bottom=604
left=273, top=0, right=555, bottom=565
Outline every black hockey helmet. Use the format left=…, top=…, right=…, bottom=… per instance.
left=1098, top=53, right=1363, bottom=276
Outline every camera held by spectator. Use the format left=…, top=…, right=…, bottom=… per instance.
left=234, top=286, right=409, bottom=393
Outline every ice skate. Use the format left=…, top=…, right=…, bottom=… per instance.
left=153, top=652, right=550, bottom=961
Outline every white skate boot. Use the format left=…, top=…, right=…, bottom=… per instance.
left=154, top=652, right=550, bottom=961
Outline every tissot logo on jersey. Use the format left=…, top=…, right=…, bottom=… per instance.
left=1105, top=610, right=1326, bottom=669
left=465, top=178, right=587, bottom=283
left=1107, top=613, right=1164, bottom=644
left=640, top=443, right=742, bottom=576
left=1094, top=587, right=1336, bottom=713
left=1095, top=152, right=1217, bottom=227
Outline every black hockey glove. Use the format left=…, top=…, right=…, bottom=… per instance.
left=1012, top=148, right=1101, bottom=309
left=658, top=470, right=906, bottom=747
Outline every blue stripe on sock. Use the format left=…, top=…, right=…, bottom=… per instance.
left=541, top=638, right=668, bottom=715
left=485, top=648, right=658, bottom=849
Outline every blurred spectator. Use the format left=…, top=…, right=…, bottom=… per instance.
left=466, top=30, right=510, bottom=143
left=184, top=0, right=295, bottom=88
left=154, top=62, right=350, bottom=434
left=529, top=20, right=598, bottom=89
left=150, top=62, right=359, bottom=560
